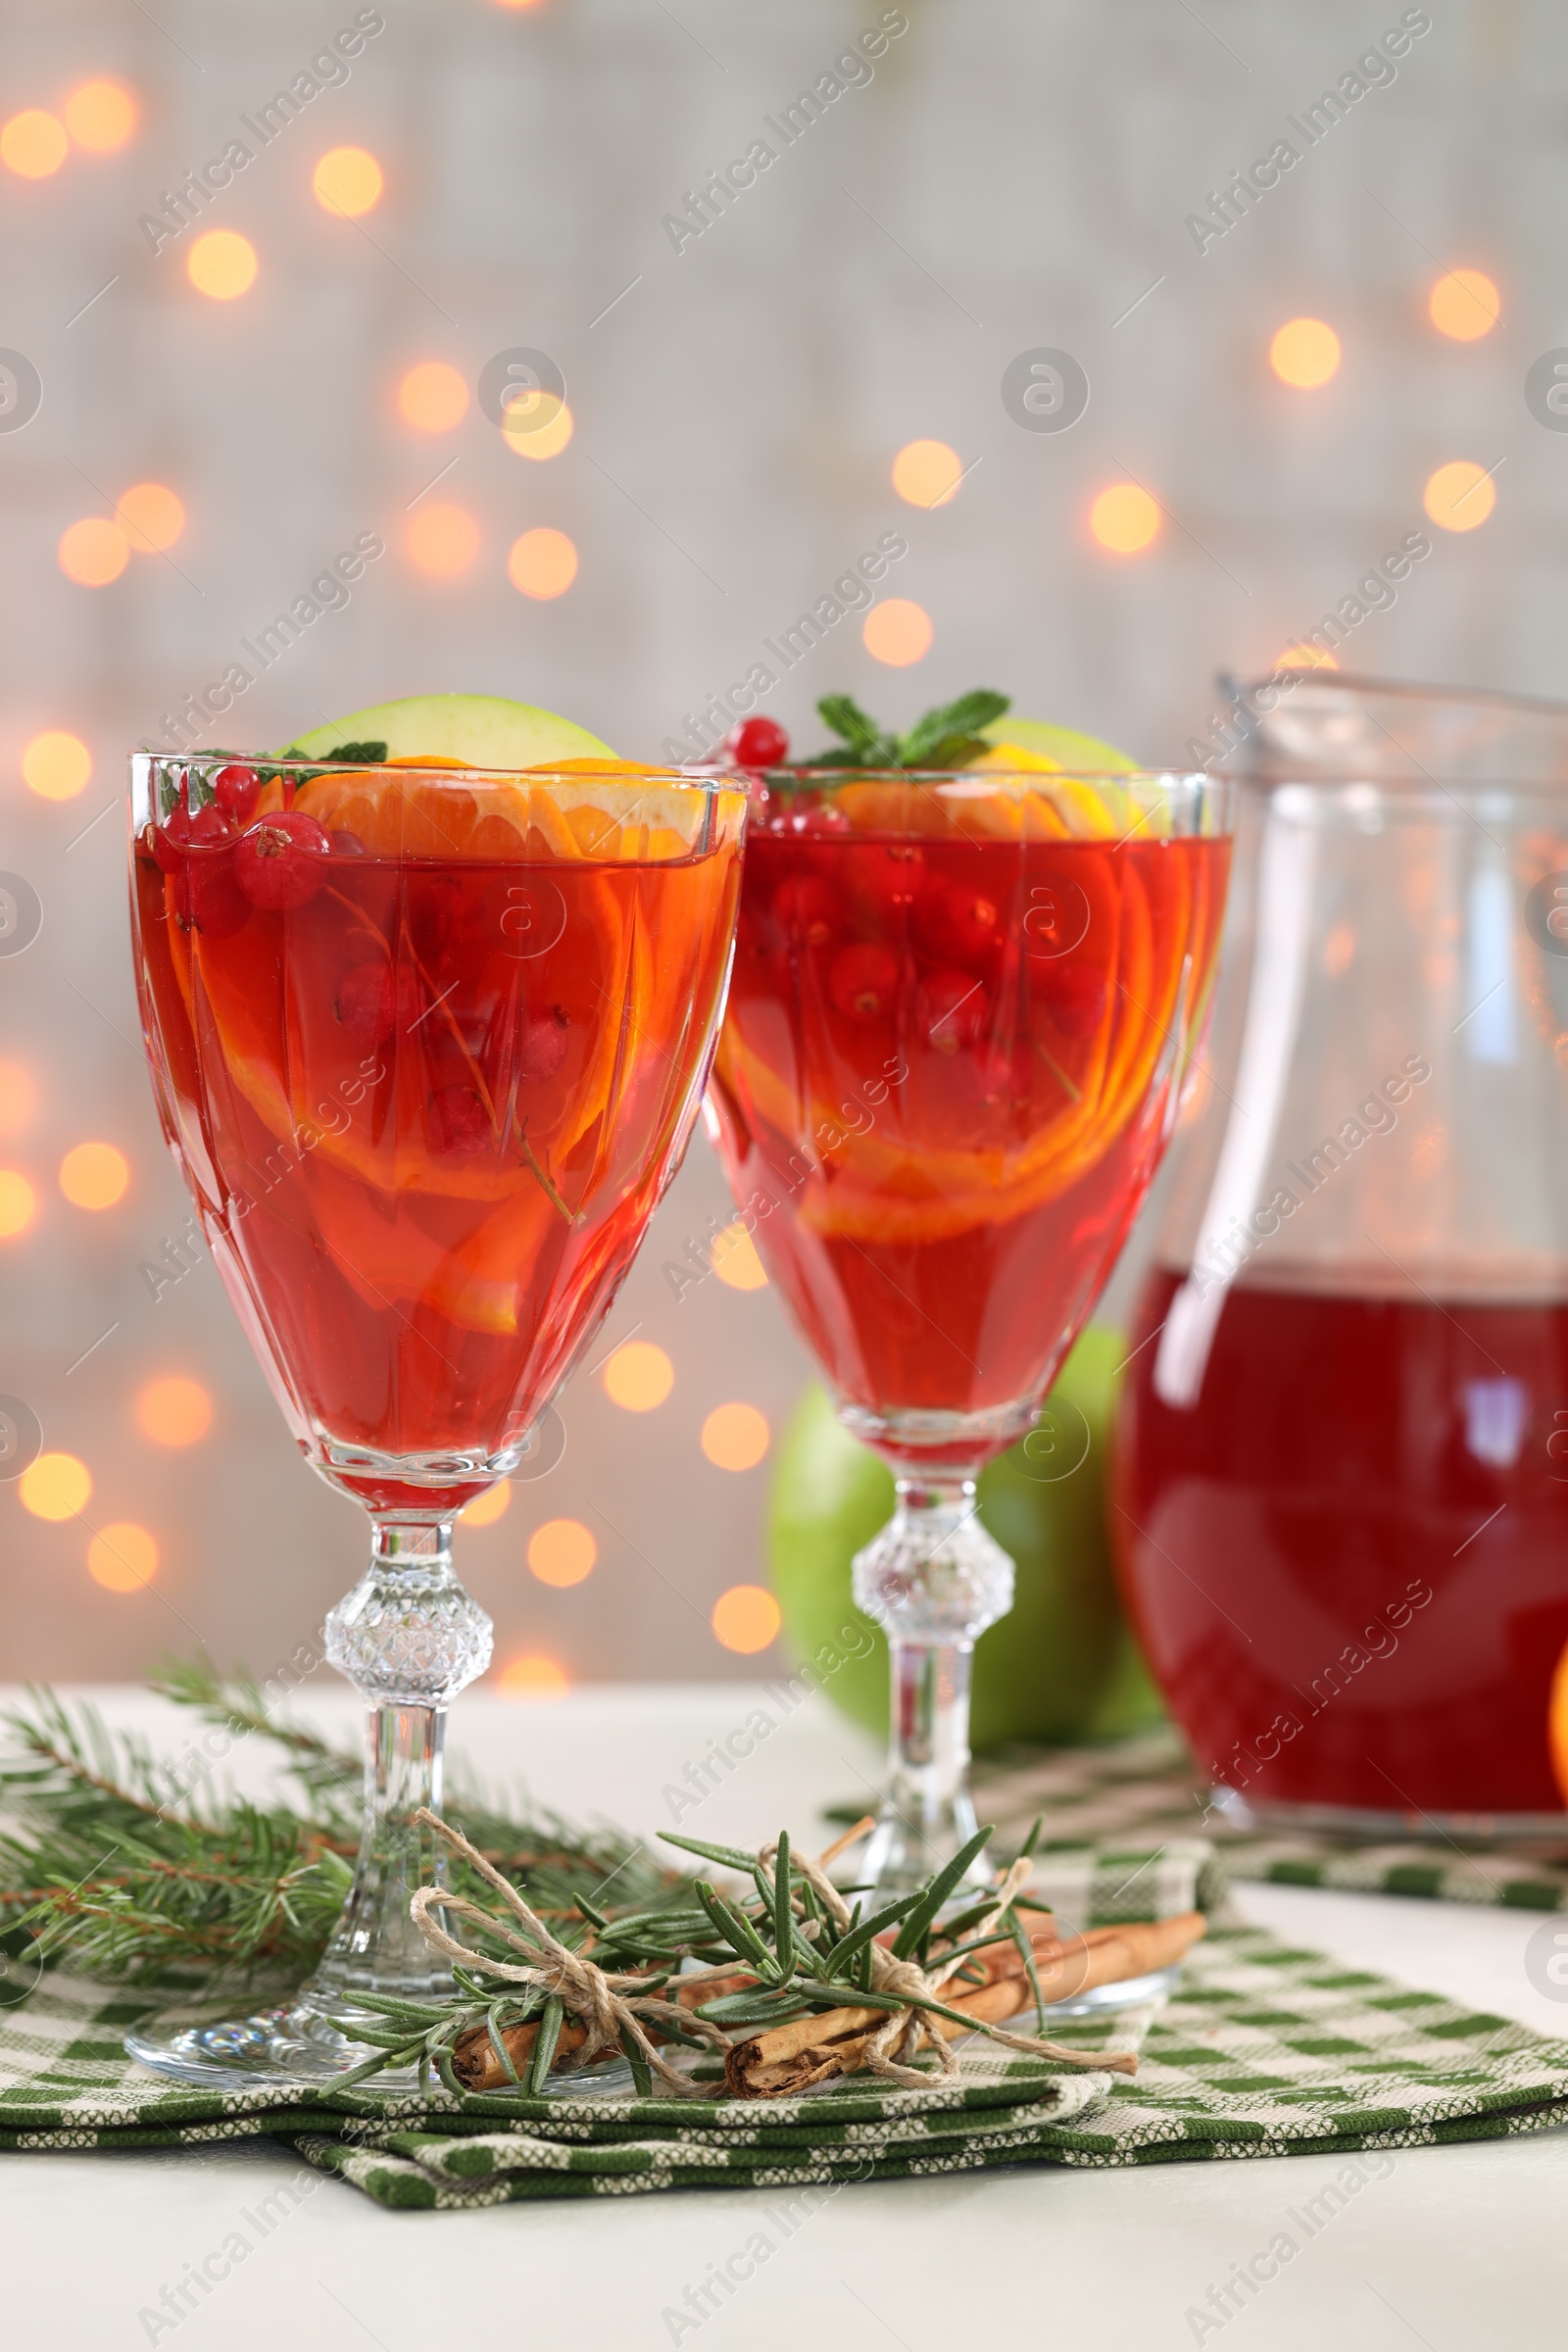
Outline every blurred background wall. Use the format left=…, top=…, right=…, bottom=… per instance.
left=0, top=0, right=1557, bottom=1690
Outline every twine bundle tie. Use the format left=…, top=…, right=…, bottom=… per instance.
left=408, top=1807, right=731, bottom=2098
left=408, top=1808, right=1140, bottom=2099
left=758, top=1833, right=1121, bottom=2089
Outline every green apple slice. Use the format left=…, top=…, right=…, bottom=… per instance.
left=980, top=715, right=1139, bottom=773
left=282, top=693, right=615, bottom=768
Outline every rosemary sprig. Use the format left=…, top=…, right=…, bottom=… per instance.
left=516, top=1117, right=574, bottom=1222
left=326, top=1812, right=1068, bottom=2097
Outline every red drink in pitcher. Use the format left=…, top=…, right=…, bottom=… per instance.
left=1117, top=1273, right=1568, bottom=1817
left=1110, top=669, right=1568, bottom=1829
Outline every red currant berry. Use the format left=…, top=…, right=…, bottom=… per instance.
left=335, top=962, right=422, bottom=1053
left=915, top=879, right=1000, bottom=969
left=212, top=762, right=261, bottom=823
left=1042, top=964, right=1107, bottom=1039
left=188, top=866, right=251, bottom=938
left=519, top=1007, right=569, bottom=1083
left=916, top=967, right=990, bottom=1055
left=725, top=716, right=789, bottom=769
left=829, top=942, right=902, bottom=1022
left=188, top=803, right=233, bottom=845
left=336, top=963, right=392, bottom=1053
left=770, top=875, right=841, bottom=953
left=845, top=843, right=924, bottom=924
left=233, top=812, right=331, bottom=909
left=154, top=793, right=220, bottom=873
left=429, top=1084, right=491, bottom=1154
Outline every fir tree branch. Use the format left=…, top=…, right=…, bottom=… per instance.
left=0, top=1669, right=687, bottom=1993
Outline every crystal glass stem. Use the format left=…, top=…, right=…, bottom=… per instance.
left=852, top=1474, right=1014, bottom=1895
left=311, top=1520, right=493, bottom=2016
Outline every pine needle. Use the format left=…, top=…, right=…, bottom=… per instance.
left=0, top=1665, right=684, bottom=1994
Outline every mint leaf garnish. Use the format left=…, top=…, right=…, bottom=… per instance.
left=896, top=690, right=1009, bottom=766
left=804, top=689, right=1009, bottom=770
left=299, top=740, right=388, bottom=765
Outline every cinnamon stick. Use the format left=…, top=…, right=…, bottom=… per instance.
left=450, top=1913, right=1205, bottom=2097
left=722, top=1911, right=1206, bottom=2098
left=450, top=1968, right=754, bottom=2091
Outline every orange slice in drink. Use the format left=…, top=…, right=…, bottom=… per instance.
left=284, top=757, right=708, bottom=864
left=715, top=844, right=1200, bottom=1245
left=181, top=750, right=743, bottom=1239
left=829, top=757, right=1133, bottom=847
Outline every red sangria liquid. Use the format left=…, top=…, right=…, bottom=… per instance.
left=1115, top=1269, right=1568, bottom=1819
left=133, top=760, right=743, bottom=1515
left=709, top=778, right=1230, bottom=1466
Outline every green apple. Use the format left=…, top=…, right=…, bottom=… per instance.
left=283, top=693, right=615, bottom=766
left=766, top=1325, right=1165, bottom=1748
left=980, top=716, right=1139, bottom=774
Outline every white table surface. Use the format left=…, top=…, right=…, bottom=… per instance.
left=9, top=1682, right=1568, bottom=2350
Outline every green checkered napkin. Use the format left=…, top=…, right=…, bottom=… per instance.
left=974, top=1730, right=1568, bottom=1913
left=3, top=1838, right=1567, bottom=2208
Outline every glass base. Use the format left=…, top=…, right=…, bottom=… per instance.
left=1035, top=1961, right=1180, bottom=2021
left=858, top=1789, right=994, bottom=1899
left=124, top=1996, right=400, bottom=2090
left=1208, top=1785, right=1568, bottom=1843
left=122, top=1957, right=1180, bottom=2090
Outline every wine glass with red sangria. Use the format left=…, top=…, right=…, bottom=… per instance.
left=124, top=696, right=745, bottom=2082
left=707, top=695, right=1232, bottom=1891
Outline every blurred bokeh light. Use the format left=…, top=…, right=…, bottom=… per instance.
left=87, top=1523, right=158, bottom=1592
left=508, top=527, right=577, bottom=599
left=117, top=483, right=185, bottom=553
left=58, top=518, right=128, bottom=585
left=1269, top=318, right=1342, bottom=388
left=1, top=110, right=68, bottom=177
left=313, top=145, right=383, bottom=217
left=135, top=1377, right=213, bottom=1447
left=603, top=1342, right=674, bottom=1410
left=1424, top=460, right=1496, bottom=531
left=503, top=393, right=573, bottom=460
left=20, top=1453, right=91, bottom=1522
left=0, top=1172, right=36, bottom=1239
left=187, top=229, right=258, bottom=300
left=63, top=79, right=137, bottom=151
left=499, top=1654, right=569, bottom=1698
left=710, top=1585, right=781, bottom=1654
left=407, top=502, right=479, bottom=576
left=463, top=1480, right=512, bottom=1527
left=23, top=732, right=91, bottom=800
left=398, top=362, right=468, bottom=432
left=1429, top=268, right=1500, bottom=340
left=59, top=1143, right=129, bottom=1209
left=711, top=1225, right=767, bottom=1291
left=1275, top=642, right=1341, bottom=670
left=0, top=1067, right=34, bottom=1132
left=863, top=599, right=932, bottom=665
left=527, top=1518, right=597, bottom=1586
left=701, top=1402, right=769, bottom=1471
left=1089, top=483, right=1161, bottom=554
left=892, top=439, right=963, bottom=509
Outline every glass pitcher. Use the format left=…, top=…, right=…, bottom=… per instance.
left=1113, top=671, right=1568, bottom=1832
